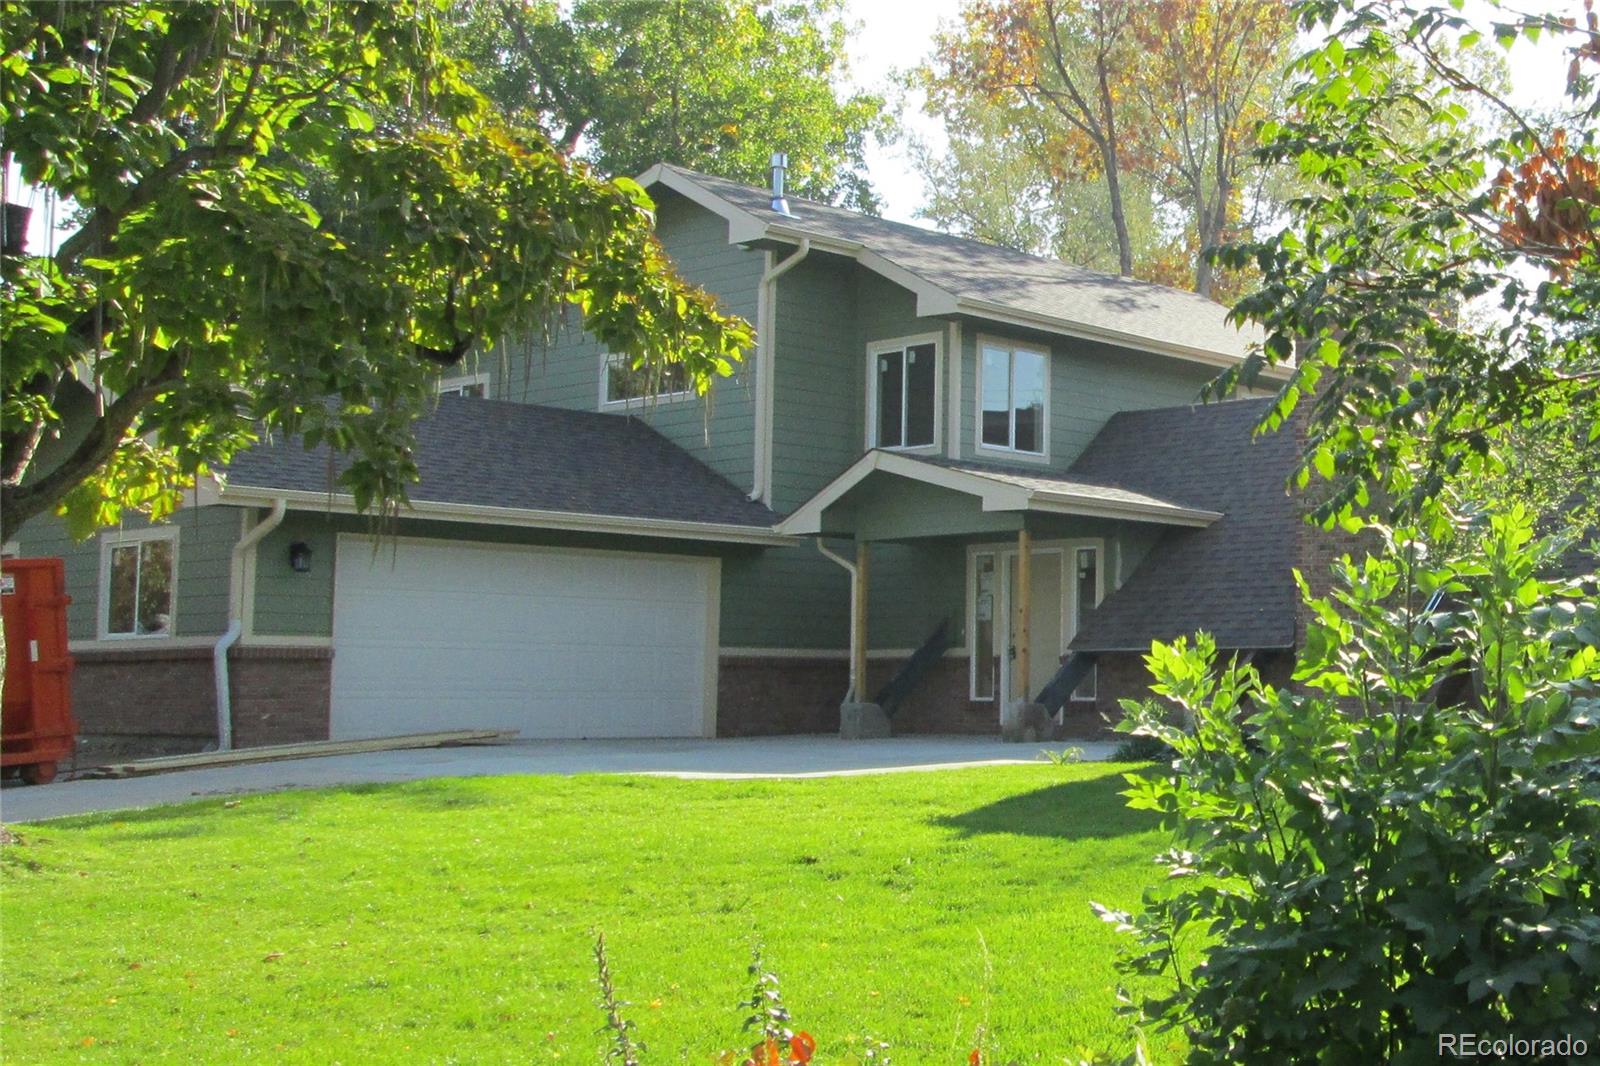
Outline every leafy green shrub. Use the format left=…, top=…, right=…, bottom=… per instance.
left=1098, top=507, right=1600, bottom=1062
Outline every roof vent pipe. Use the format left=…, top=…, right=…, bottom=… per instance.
left=769, top=152, right=794, bottom=216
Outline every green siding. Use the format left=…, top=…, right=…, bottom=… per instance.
left=958, top=324, right=1217, bottom=466
left=251, top=511, right=338, bottom=637
left=13, top=505, right=240, bottom=640
left=768, top=252, right=860, bottom=515
left=492, top=190, right=760, bottom=490
left=866, top=540, right=966, bottom=650
left=720, top=543, right=849, bottom=649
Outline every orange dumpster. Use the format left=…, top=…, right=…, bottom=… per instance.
left=2, top=557, right=76, bottom=785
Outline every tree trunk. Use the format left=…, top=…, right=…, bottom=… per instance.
left=1096, top=55, right=1135, bottom=277
left=1193, top=177, right=1232, bottom=299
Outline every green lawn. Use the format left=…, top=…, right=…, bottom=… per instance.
left=1, top=763, right=1179, bottom=1064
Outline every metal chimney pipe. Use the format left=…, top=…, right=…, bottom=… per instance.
left=769, top=151, right=793, bottom=216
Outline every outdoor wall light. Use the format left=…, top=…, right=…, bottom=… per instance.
left=288, top=541, right=313, bottom=573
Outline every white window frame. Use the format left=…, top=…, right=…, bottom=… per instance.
left=599, top=353, right=696, bottom=410
left=864, top=331, right=943, bottom=453
left=1068, top=544, right=1104, bottom=702
left=974, top=335, right=1051, bottom=463
left=964, top=537, right=1103, bottom=703
left=97, top=526, right=179, bottom=641
left=438, top=371, right=491, bottom=398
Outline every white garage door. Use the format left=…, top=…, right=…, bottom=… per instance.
left=329, top=536, right=718, bottom=740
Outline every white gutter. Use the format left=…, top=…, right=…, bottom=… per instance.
left=815, top=538, right=859, bottom=703
left=750, top=238, right=811, bottom=503
left=213, top=498, right=286, bottom=751
left=216, top=488, right=793, bottom=546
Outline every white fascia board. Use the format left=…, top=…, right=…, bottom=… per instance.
left=774, top=451, right=1028, bottom=535
left=219, top=487, right=791, bottom=546
left=1026, top=494, right=1222, bottom=527
left=638, top=165, right=767, bottom=237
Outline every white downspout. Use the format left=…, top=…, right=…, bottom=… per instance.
left=816, top=538, right=858, bottom=703
left=750, top=238, right=811, bottom=503
left=213, top=498, right=287, bottom=750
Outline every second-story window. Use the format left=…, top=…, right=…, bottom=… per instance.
left=979, top=342, right=1048, bottom=456
left=603, top=354, right=693, bottom=407
left=870, top=339, right=938, bottom=449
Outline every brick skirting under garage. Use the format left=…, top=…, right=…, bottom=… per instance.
left=68, top=643, right=332, bottom=763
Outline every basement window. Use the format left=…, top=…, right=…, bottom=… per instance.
left=99, top=528, right=177, bottom=639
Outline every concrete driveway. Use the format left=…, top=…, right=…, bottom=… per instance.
left=0, top=735, right=1118, bottom=822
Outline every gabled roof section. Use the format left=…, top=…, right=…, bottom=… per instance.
left=220, top=397, right=785, bottom=545
left=639, top=163, right=1274, bottom=373
left=1067, top=397, right=1301, bottom=651
left=775, top=450, right=1222, bottom=536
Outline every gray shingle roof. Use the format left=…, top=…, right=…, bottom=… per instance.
left=912, top=456, right=1220, bottom=520
left=1066, top=398, right=1302, bottom=651
left=223, top=397, right=778, bottom=529
left=654, top=164, right=1262, bottom=362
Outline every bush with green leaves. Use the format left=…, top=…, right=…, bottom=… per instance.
left=1097, top=505, right=1600, bottom=1063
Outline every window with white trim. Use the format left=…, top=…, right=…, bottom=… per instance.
left=100, top=528, right=177, bottom=639
left=438, top=371, right=490, bottom=398
left=979, top=342, right=1048, bottom=455
left=602, top=354, right=693, bottom=407
left=1072, top=546, right=1101, bottom=700
left=869, top=339, right=938, bottom=449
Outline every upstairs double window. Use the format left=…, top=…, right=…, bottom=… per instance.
left=868, top=335, right=940, bottom=451
left=979, top=341, right=1048, bottom=456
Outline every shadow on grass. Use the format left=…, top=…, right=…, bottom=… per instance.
left=934, top=776, right=1159, bottom=841
left=40, top=777, right=497, bottom=833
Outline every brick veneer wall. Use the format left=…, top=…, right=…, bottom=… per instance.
left=67, top=643, right=332, bottom=761
left=717, top=655, right=847, bottom=735
left=228, top=646, right=332, bottom=748
left=71, top=645, right=218, bottom=759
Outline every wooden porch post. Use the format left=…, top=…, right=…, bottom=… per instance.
left=1014, top=527, right=1031, bottom=706
left=852, top=539, right=870, bottom=704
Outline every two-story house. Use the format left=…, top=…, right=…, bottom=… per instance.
left=12, top=162, right=1307, bottom=758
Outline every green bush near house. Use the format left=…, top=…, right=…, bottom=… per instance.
left=1104, top=507, right=1600, bottom=1063
left=2, top=764, right=1171, bottom=1064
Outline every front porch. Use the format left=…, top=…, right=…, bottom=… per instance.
left=776, top=451, right=1222, bottom=739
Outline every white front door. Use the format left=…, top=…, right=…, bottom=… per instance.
left=999, top=548, right=1064, bottom=710
left=329, top=536, right=718, bottom=740
left=969, top=540, right=1104, bottom=715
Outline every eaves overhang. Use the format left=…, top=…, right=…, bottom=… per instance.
left=775, top=451, right=1222, bottom=537
left=218, top=484, right=793, bottom=547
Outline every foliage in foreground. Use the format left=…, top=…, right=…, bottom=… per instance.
left=1101, top=506, right=1600, bottom=1063
left=590, top=935, right=1145, bottom=1066
left=1213, top=0, right=1600, bottom=531
left=1, top=1, right=751, bottom=542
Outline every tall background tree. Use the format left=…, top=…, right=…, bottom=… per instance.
left=443, top=0, right=889, bottom=212
left=0, top=0, right=751, bottom=544
left=912, top=0, right=1293, bottom=298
